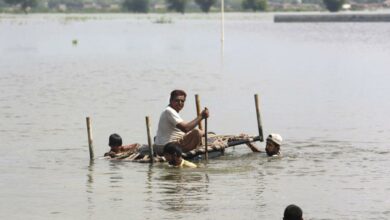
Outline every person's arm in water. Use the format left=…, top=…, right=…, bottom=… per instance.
left=106, top=143, right=139, bottom=155
left=121, top=143, right=140, bottom=152
left=246, top=142, right=262, bottom=152
left=176, top=108, right=209, bottom=133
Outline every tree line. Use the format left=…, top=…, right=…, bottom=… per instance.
left=124, top=0, right=348, bottom=13
left=106, top=0, right=266, bottom=13
left=0, top=0, right=351, bottom=14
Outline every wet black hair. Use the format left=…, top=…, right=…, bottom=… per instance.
left=169, top=90, right=187, bottom=101
left=283, top=204, right=303, bottom=220
left=163, top=142, right=182, bottom=156
left=109, top=133, right=122, bottom=147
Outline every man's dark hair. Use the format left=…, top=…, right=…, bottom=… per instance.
left=163, top=142, right=182, bottom=156
left=109, top=133, right=122, bottom=147
left=170, top=90, right=187, bottom=101
left=283, top=204, right=303, bottom=220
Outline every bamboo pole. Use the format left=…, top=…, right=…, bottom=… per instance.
left=195, top=94, right=203, bottom=130
left=86, top=117, right=94, bottom=160
left=254, top=94, right=264, bottom=142
left=221, top=0, right=225, bottom=44
left=227, top=136, right=260, bottom=147
left=145, top=116, right=154, bottom=163
left=204, top=113, right=208, bottom=161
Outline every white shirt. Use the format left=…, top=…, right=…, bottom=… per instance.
left=155, top=106, right=185, bottom=145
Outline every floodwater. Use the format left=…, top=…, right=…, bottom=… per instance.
left=0, top=13, right=389, bottom=220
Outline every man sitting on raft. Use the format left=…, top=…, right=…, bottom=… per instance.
left=163, top=142, right=197, bottom=168
left=246, top=133, right=283, bottom=156
left=154, top=89, right=209, bottom=156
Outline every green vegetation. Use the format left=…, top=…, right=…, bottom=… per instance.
left=322, top=0, right=345, bottom=12
left=242, top=0, right=267, bottom=11
left=0, top=0, right=387, bottom=13
left=123, top=0, right=149, bottom=12
left=153, top=16, right=173, bottom=23
left=195, top=0, right=216, bottom=13
left=4, top=0, right=37, bottom=13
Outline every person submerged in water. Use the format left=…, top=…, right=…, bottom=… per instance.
left=104, top=133, right=148, bottom=158
left=163, top=142, right=197, bottom=168
left=246, top=133, right=283, bottom=156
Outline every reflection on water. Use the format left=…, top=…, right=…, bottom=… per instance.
left=108, top=162, right=125, bottom=188
left=157, top=169, right=209, bottom=214
left=86, top=161, right=95, bottom=218
left=87, top=161, right=94, bottom=190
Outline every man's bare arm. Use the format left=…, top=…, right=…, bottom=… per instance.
left=176, top=108, right=209, bottom=133
left=177, top=115, right=202, bottom=132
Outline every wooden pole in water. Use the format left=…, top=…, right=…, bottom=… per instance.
left=204, top=108, right=208, bottom=161
left=145, top=116, right=154, bottom=163
left=86, top=117, right=94, bottom=160
left=221, top=0, right=225, bottom=44
left=254, top=94, right=264, bottom=142
left=195, top=94, right=203, bottom=130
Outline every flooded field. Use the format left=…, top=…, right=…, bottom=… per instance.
left=0, top=13, right=389, bottom=219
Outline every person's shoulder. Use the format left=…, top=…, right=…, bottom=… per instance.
left=161, top=106, right=173, bottom=115
left=123, top=143, right=140, bottom=149
left=165, top=106, right=181, bottom=118
left=123, top=143, right=140, bottom=148
left=165, top=106, right=176, bottom=113
left=182, top=159, right=197, bottom=168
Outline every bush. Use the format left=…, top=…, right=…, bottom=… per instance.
left=166, top=0, right=188, bottom=13
left=323, top=0, right=345, bottom=12
left=122, top=0, right=149, bottom=13
left=242, top=0, right=267, bottom=11
left=195, top=0, right=216, bottom=13
left=4, top=0, right=38, bottom=13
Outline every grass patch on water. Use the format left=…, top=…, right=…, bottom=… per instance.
left=153, top=16, right=173, bottom=24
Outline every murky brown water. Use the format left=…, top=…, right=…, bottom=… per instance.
left=0, top=13, right=389, bottom=220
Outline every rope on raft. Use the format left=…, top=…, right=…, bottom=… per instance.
left=104, top=134, right=259, bottom=163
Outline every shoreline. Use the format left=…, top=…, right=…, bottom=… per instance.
left=2, top=11, right=390, bottom=23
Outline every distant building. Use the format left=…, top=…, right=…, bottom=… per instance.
left=58, top=4, right=67, bottom=11
left=342, top=3, right=351, bottom=10
left=152, top=3, right=167, bottom=10
left=109, top=4, right=121, bottom=10
left=66, top=2, right=84, bottom=9
left=83, top=2, right=101, bottom=9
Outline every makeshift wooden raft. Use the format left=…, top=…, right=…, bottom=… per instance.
left=182, top=134, right=260, bottom=159
left=105, top=134, right=260, bottom=163
left=85, top=94, right=265, bottom=162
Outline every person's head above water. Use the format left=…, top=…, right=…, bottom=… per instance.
left=163, top=142, right=183, bottom=165
left=283, top=204, right=303, bottom=220
left=265, top=133, right=283, bottom=156
left=109, top=133, right=122, bottom=148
